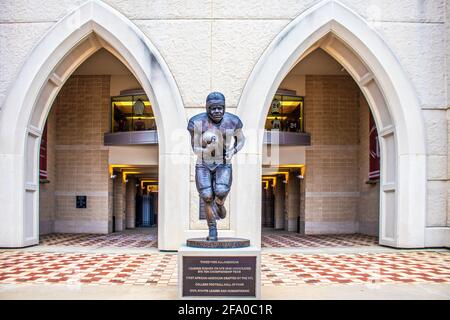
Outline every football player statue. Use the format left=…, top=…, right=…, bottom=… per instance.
left=187, top=92, right=245, bottom=241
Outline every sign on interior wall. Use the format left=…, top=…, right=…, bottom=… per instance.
left=369, top=113, right=380, bottom=180
left=76, top=196, right=87, bottom=209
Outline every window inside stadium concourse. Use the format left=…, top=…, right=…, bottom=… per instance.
left=265, top=91, right=304, bottom=133
left=111, top=93, right=156, bottom=132
left=261, top=48, right=381, bottom=248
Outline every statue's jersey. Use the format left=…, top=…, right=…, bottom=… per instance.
left=187, top=112, right=243, bottom=169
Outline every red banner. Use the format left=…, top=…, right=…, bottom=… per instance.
left=369, top=113, right=380, bottom=180
left=39, top=122, right=48, bottom=180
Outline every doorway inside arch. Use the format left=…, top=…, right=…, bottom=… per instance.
left=38, top=48, right=160, bottom=249
left=261, top=48, right=380, bottom=249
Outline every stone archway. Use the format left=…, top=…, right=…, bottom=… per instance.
left=234, top=0, right=426, bottom=248
left=0, top=0, right=190, bottom=250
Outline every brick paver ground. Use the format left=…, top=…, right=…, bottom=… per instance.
left=39, top=230, right=378, bottom=249
left=0, top=250, right=448, bottom=287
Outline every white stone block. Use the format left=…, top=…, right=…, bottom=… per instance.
left=135, top=20, right=211, bottom=107
left=427, top=155, right=448, bottom=180
left=213, top=0, right=315, bottom=19
left=0, top=0, right=85, bottom=22
left=426, top=181, right=447, bottom=227
left=375, top=23, right=446, bottom=109
left=213, top=0, right=444, bottom=22
left=106, top=0, right=211, bottom=19
left=425, top=227, right=450, bottom=247
left=423, top=110, right=448, bottom=155
left=0, top=22, right=53, bottom=109
left=0, top=0, right=212, bottom=22
left=340, top=0, right=445, bottom=23
left=211, top=20, right=288, bottom=107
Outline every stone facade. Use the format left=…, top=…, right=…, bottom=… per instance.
left=0, top=0, right=449, bottom=248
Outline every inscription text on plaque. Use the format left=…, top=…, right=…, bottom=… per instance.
left=182, top=256, right=256, bottom=297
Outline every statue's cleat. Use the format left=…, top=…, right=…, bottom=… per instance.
left=206, top=227, right=218, bottom=241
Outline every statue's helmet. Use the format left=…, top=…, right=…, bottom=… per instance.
left=206, top=92, right=225, bottom=108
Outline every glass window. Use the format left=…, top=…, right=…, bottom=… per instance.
left=111, top=94, right=156, bottom=132
left=265, top=93, right=304, bottom=133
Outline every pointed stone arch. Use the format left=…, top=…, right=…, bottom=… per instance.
left=234, top=0, right=426, bottom=248
left=0, top=0, right=190, bottom=250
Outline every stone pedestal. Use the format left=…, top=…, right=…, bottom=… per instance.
left=178, top=245, right=261, bottom=299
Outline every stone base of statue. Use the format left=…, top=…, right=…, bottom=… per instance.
left=178, top=239, right=261, bottom=299
left=186, top=237, right=250, bottom=249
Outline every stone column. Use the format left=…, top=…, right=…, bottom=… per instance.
left=266, top=185, right=274, bottom=228
left=299, top=175, right=306, bottom=234
left=261, top=186, right=267, bottom=227
left=126, top=177, right=136, bottom=229
left=274, top=176, right=285, bottom=230
left=286, top=171, right=300, bottom=232
left=113, top=177, right=126, bottom=231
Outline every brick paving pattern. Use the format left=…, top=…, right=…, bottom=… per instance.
left=0, top=250, right=448, bottom=287
left=262, top=232, right=378, bottom=248
left=40, top=233, right=158, bottom=248
left=40, top=232, right=377, bottom=249
left=0, top=251, right=177, bottom=286
left=261, top=251, right=450, bottom=286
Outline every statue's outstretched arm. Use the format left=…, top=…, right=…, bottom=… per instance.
left=233, top=129, right=245, bottom=154
left=225, top=129, right=245, bottom=162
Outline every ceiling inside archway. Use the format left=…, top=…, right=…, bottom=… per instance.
left=290, top=48, right=349, bottom=76
left=73, top=48, right=133, bottom=75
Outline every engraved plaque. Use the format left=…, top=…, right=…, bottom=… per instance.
left=182, top=256, right=256, bottom=297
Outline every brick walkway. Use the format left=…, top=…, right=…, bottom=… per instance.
left=0, top=250, right=448, bottom=287
left=261, top=251, right=450, bottom=285
left=39, top=233, right=158, bottom=248
left=262, top=232, right=378, bottom=248
left=39, top=231, right=378, bottom=249
left=0, top=251, right=177, bottom=286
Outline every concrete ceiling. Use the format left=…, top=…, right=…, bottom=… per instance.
left=290, top=48, right=349, bottom=76
left=74, top=48, right=133, bottom=75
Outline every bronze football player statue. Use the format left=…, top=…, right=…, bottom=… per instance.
left=187, top=92, right=245, bottom=241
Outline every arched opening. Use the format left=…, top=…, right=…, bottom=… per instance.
left=38, top=48, right=161, bottom=246
left=261, top=48, right=381, bottom=248
left=234, top=0, right=426, bottom=249
left=0, top=0, right=190, bottom=250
